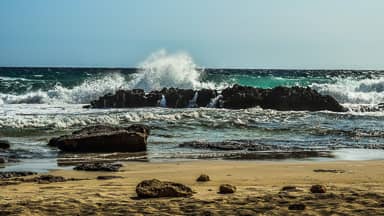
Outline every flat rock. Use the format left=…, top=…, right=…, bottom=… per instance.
left=219, top=184, right=236, bottom=194
left=136, top=179, right=193, bottom=198
left=74, top=163, right=123, bottom=172
left=0, top=140, right=10, bottom=149
left=48, top=124, right=149, bottom=153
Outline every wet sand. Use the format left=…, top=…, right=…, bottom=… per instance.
left=1, top=160, right=384, bottom=215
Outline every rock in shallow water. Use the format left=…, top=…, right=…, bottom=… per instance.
left=74, top=163, right=123, bottom=172
left=48, top=124, right=149, bottom=153
left=136, top=179, right=193, bottom=198
left=0, top=171, right=37, bottom=179
left=88, top=85, right=346, bottom=112
left=0, top=140, right=10, bottom=149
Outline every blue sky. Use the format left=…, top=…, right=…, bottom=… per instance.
left=0, top=0, right=383, bottom=69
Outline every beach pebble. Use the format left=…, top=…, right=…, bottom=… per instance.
left=288, top=203, right=306, bottom=210
left=219, top=184, right=236, bottom=194
left=310, top=184, right=327, bottom=193
left=74, top=163, right=123, bottom=172
left=0, top=140, right=10, bottom=149
left=136, top=179, right=193, bottom=198
left=196, top=174, right=210, bottom=182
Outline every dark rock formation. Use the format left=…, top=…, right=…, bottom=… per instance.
left=162, top=88, right=195, bottom=108
left=313, top=169, right=345, bottom=173
left=196, top=174, right=210, bottom=182
left=74, top=163, right=123, bottom=172
left=219, top=184, right=236, bottom=194
left=0, top=158, right=5, bottom=163
left=0, top=140, right=10, bottom=149
left=310, top=184, right=327, bottom=193
left=136, top=179, right=193, bottom=198
left=221, top=85, right=265, bottom=109
left=88, top=85, right=346, bottom=112
left=48, top=124, right=149, bottom=152
left=32, top=175, right=67, bottom=184
left=196, top=89, right=217, bottom=107
left=261, top=86, right=345, bottom=112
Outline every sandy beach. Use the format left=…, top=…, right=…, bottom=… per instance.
left=1, top=160, right=384, bottom=215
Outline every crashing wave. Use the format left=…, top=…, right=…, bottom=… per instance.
left=0, top=50, right=227, bottom=105
left=311, top=77, right=384, bottom=111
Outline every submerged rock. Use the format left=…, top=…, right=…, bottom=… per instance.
left=88, top=85, right=345, bottom=112
left=219, top=184, right=236, bottom=194
left=74, top=163, right=123, bottom=172
left=136, top=179, right=193, bottom=198
left=0, top=140, right=10, bottom=149
left=48, top=124, right=149, bottom=152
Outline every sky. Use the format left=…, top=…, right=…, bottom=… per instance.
left=0, top=0, right=384, bottom=69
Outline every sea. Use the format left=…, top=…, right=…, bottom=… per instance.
left=1, top=51, right=384, bottom=172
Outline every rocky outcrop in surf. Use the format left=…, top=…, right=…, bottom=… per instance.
left=48, top=124, right=149, bottom=153
left=89, top=85, right=345, bottom=112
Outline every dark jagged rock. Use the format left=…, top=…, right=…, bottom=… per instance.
left=48, top=124, right=149, bottom=152
left=219, top=184, right=236, bottom=194
left=136, top=179, right=193, bottom=198
left=261, top=86, right=346, bottom=112
left=0, top=171, right=37, bottom=179
left=162, top=88, right=195, bottom=108
left=74, top=163, right=123, bottom=172
left=310, top=184, right=327, bottom=193
left=0, top=140, right=10, bottom=149
left=88, top=85, right=346, bottom=112
left=281, top=186, right=297, bottom=191
left=196, top=174, right=210, bottom=182
left=221, top=85, right=265, bottom=109
left=313, top=169, right=345, bottom=173
left=196, top=89, right=217, bottom=107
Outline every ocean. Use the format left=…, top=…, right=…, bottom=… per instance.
left=1, top=53, right=384, bottom=172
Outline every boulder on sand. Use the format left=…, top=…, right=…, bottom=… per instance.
left=136, top=179, right=194, bottom=198
left=48, top=124, right=150, bottom=153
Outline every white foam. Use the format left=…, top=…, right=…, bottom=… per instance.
left=0, top=73, right=127, bottom=104
left=311, top=77, right=384, bottom=105
left=129, top=50, right=225, bottom=91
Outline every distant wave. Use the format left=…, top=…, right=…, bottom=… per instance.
left=0, top=73, right=127, bottom=104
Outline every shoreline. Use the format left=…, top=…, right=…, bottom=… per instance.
left=2, top=160, right=384, bottom=215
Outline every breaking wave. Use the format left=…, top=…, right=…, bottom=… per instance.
left=311, top=77, right=384, bottom=111
left=0, top=73, right=127, bottom=104
left=129, top=50, right=222, bottom=91
left=0, top=50, right=225, bottom=105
